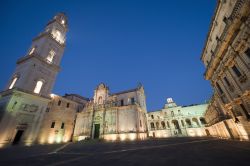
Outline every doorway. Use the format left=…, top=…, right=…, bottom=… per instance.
left=94, top=124, right=100, bottom=139
left=12, top=130, right=24, bottom=145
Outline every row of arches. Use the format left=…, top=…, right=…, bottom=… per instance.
left=150, top=117, right=206, bottom=130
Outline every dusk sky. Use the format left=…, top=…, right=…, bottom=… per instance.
left=0, top=0, right=216, bottom=111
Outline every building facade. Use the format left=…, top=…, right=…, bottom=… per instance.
left=0, top=13, right=82, bottom=147
left=147, top=98, right=208, bottom=138
left=201, top=0, right=250, bottom=140
left=73, top=83, right=148, bottom=141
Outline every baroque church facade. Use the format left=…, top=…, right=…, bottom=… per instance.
left=73, top=83, right=148, bottom=141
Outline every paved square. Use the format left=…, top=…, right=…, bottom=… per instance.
left=0, top=137, right=249, bottom=166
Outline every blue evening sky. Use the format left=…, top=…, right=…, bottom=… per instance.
left=0, top=0, right=215, bottom=111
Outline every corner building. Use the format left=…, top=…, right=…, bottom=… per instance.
left=201, top=0, right=250, bottom=140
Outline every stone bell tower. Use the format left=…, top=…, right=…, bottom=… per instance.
left=6, top=13, right=68, bottom=97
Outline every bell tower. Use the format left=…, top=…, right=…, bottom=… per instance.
left=6, top=13, right=68, bottom=97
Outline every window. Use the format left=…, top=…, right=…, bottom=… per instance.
left=61, top=122, right=65, bottom=129
left=131, top=97, right=135, bottom=104
left=51, top=122, right=55, bottom=128
left=98, top=96, right=103, bottom=104
left=216, top=82, right=224, bottom=94
left=161, top=121, right=166, bottom=129
left=156, top=122, right=159, bottom=129
left=34, top=80, right=43, bottom=94
left=53, top=30, right=62, bottom=42
left=224, top=77, right=230, bottom=86
left=12, top=101, right=17, bottom=109
left=58, top=100, right=61, bottom=106
left=240, top=104, right=250, bottom=119
left=200, top=117, right=206, bottom=124
left=232, top=65, right=242, bottom=77
left=29, top=47, right=35, bottom=55
left=245, top=48, right=250, bottom=59
left=151, top=115, right=154, bottom=119
left=171, top=111, right=174, bottom=117
left=150, top=122, right=155, bottom=129
left=140, top=120, right=142, bottom=127
left=9, top=77, right=18, bottom=89
left=185, top=119, right=191, bottom=127
left=46, top=50, right=55, bottom=63
left=66, top=103, right=70, bottom=108
left=120, top=99, right=124, bottom=106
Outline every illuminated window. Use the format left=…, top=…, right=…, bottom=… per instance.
left=46, top=50, right=55, bottom=63
left=29, top=47, right=35, bottom=55
left=61, top=19, right=65, bottom=25
left=9, top=77, right=18, bottom=89
left=54, top=30, right=61, bottom=42
left=34, top=80, right=43, bottom=94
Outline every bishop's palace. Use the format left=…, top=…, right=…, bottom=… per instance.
left=0, top=0, right=250, bottom=147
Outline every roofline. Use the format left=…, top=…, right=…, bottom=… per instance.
left=200, top=0, right=221, bottom=61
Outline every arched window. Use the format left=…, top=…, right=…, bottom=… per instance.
left=199, top=117, right=206, bottom=125
left=161, top=121, right=166, bottom=129
left=98, top=96, right=103, bottom=104
left=150, top=122, right=155, bottom=129
left=156, top=122, right=159, bottom=129
left=9, top=76, right=18, bottom=89
left=185, top=119, right=191, bottom=127
left=172, top=120, right=180, bottom=129
left=192, top=118, right=199, bottom=126
left=171, top=111, right=174, bottom=117
left=151, top=115, right=154, bottom=119
left=34, top=80, right=44, bottom=94
left=47, top=50, right=56, bottom=64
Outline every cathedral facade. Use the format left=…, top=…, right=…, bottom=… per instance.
left=73, top=83, right=148, bottom=141
left=147, top=98, right=208, bottom=138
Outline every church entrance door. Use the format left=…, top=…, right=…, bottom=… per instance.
left=94, top=124, right=100, bottom=139
left=12, top=130, right=24, bottom=145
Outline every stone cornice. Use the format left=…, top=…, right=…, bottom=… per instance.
left=16, top=54, right=60, bottom=72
